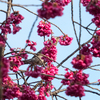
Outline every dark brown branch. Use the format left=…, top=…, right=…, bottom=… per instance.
left=85, top=90, right=100, bottom=96
left=74, top=21, right=96, bottom=31
left=89, top=64, right=100, bottom=68
left=86, top=85, right=100, bottom=92
left=0, top=9, right=7, bottom=13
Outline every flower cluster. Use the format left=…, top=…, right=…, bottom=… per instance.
left=81, top=1, right=100, bottom=58
left=38, top=2, right=64, bottom=19
left=38, top=83, right=54, bottom=98
left=12, top=24, right=21, bottom=34
left=81, top=0, right=90, bottom=7
left=3, top=76, right=22, bottom=99
left=26, top=40, right=37, bottom=51
left=80, top=44, right=91, bottom=55
left=92, top=14, right=100, bottom=28
left=90, top=35, right=100, bottom=57
left=38, top=93, right=47, bottom=100
left=71, top=54, right=92, bottom=69
left=82, top=0, right=100, bottom=27
left=41, top=63, right=58, bottom=81
left=61, top=70, right=89, bottom=85
left=56, top=0, right=71, bottom=6
left=9, top=48, right=28, bottom=72
left=9, top=56, right=24, bottom=72
left=66, top=84, right=85, bottom=97
left=86, top=1, right=100, bottom=16
left=64, top=37, right=93, bottom=97
left=37, top=20, right=52, bottom=37
left=0, top=23, right=11, bottom=34
left=18, top=85, right=38, bottom=100
left=25, top=65, right=43, bottom=78
left=41, top=37, right=57, bottom=62
left=61, top=70, right=89, bottom=97
left=10, top=11, right=24, bottom=24
left=61, top=70, right=74, bottom=85
left=59, top=34, right=73, bottom=46
left=0, top=11, right=24, bottom=35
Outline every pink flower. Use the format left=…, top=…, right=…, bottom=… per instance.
left=18, top=85, right=38, bottom=100
left=86, top=1, right=100, bottom=16
left=56, top=0, right=71, bottom=6
left=9, top=56, right=24, bottom=72
left=96, top=30, right=100, bottom=36
left=61, top=70, right=89, bottom=85
left=0, top=24, right=11, bottom=34
left=92, top=14, right=100, bottom=28
left=66, top=84, right=85, bottom=97
left=41, top=37, right=57, bottom=63
left=26, top=40, right=37, bottom=51
left=37, top=20, right=52, bottom=37
left=38, top=94, right=47, bottom=100
left=12, top=24, right=21, bottom=34
left=9, top=48, right=26, bottom=72
left=37, top=2, right=64, bottom=19
left=0, top=11, right=24, bottom=35
left=59, top=35, right=73, bottom=46
left=10, top=11, right=24, bottom=24
left=38, top=83, right=54, bottom=98
left=25, top=66, right=43, bottom=78
left=12, top=66, right=19, bottom=72
left=98, top=79, right=100, bottom=84
left=41, top=63, right=58, bottom=81
left=90, top=36, right=100, bottom=57
left=81, top=0, right=90, bottom=6
left=80, top=44, right=91, bottom=55
left=71, top=54, right=92, bottom=69
left=3, top=76, right=22, bottom=99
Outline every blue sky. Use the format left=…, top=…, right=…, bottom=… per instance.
left=0, top=0, right=100, bottom=100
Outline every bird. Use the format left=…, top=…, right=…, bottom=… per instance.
left=23, top=37, right=60, bottom=66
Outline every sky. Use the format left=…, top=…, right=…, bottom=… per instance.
left=0, top=0, right=100, bottom=100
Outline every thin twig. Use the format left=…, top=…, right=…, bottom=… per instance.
left=24, top=16, right=38, bottom=49
left=71, top=0, right=79, bottom=45
left=85, top=90, right=100, bottom=96
left=87, top=22, right=93, bottom=27
left=89, top=64, right=100, bottom=68
left=56, top=94, right=68, bottom=100
left=79, top=0, right=82, bottom=49
left=86, top=85, right=100, bottom=92
left=16, top=74, right=19, bottom=86
left=0, top=9, right=7, bottom=13
left=74, top=21, right=96, bottom=31
left=21, top=4, right=41, bottom=7
left=50, top=88, right=66, bottom=95
left=88, top=67, right=100, bottom=71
